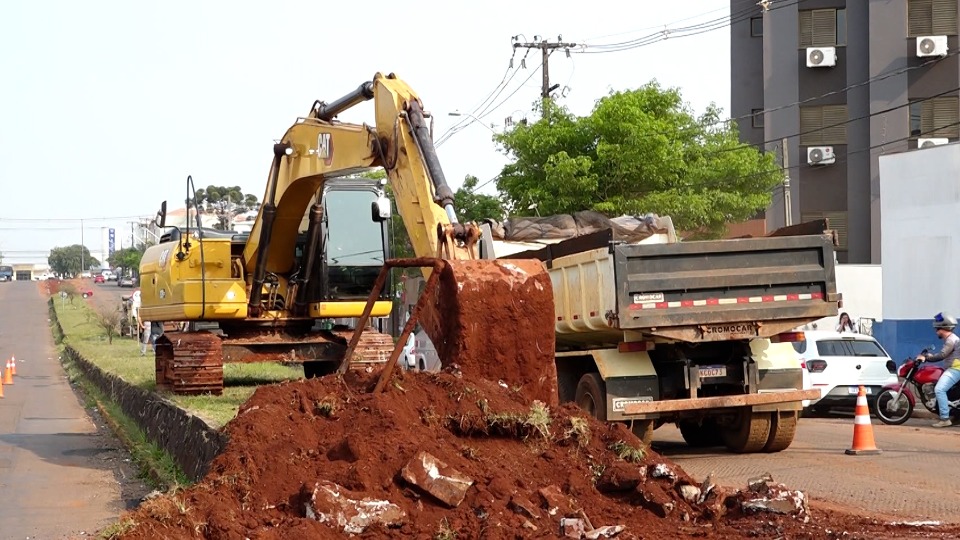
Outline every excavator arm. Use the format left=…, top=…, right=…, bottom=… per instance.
left=140, top=72, right=557, bottom=403
left=241, top=73, right=479, bottom=318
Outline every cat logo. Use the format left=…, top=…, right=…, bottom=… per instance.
left=316, top=133, right=334, bottom=165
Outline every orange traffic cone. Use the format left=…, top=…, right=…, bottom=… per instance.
left=846, top=385, right=881, bottom=455
left=10, top=356, right=16, bottom=376
left=0, top=376, right=5, bottom=398
left=3, top=363, right=13, bottom=386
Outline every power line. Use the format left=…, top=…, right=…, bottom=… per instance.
left=634, top=119, right=960, bottom=196
left=579, top=6, right=730, bottom=43
left=435, top=63, right=517, bottom=146
left=0, top=214, right=150, bottom=222
left=710, top=50, right=960, bottom=135
left=574, top=0, right=802, bottom=54
left=713, top=84, right=960, bottom=159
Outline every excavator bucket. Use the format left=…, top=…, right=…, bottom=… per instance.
left=417, top=259, right=559, bottom=406
left=344, top=257, right=558, bottom=406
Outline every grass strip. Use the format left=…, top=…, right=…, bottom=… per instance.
left=52, top=298, right=303, bottom=428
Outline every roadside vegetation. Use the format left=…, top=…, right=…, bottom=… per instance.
left=51, top=295, right=303, bottom=428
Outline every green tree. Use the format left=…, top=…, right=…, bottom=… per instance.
left=494, top=82, right=782, bottom=238
left=108, top=246, right=146, bottom=276
left=189, top=185, right=261, bottom=230
left=48, top=245, right=100, bottom=276
left=454, top=175, right=505, bottom=223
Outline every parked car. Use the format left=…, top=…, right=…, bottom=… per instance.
left=793, top=331, right=898, bottom=414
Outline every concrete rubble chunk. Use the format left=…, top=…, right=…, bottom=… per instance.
left=509, top=494, right=541, bottom=519
left=650, top=463, right=677, bottom=483
left=747, top=472, right=774, bottom=493
left=637, top=482, right=675, bottom=518
left=539, top=484, right=574, bottom=517
left=400, top=451, right=473, bottom=508
left=740, top=479, right=807, bottom=517
left=678, top=484, right=701, bottom=504
left=585, top=525, right=626, bottom=539
left=304, top=481, right=405, bottom=535
left=560, top=517, right=587, bottom=538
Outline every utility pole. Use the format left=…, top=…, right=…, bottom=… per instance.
left=781, top=137, right=793, bottom=227
left=512, top=36, right=578, bottom=102
left=80, top=218, right=85, bottom=276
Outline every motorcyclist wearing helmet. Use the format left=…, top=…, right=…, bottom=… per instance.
left=918, top=312, right=960, bottom=428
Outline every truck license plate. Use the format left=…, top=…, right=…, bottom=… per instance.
left=699, top=365, right=727, bottom=378
left=848, top=386, right=872, bottom=394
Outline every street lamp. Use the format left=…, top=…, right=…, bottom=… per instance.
left=448, top=111, right=498, bottom=134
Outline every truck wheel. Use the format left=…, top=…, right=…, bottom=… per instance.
left=722, top=410, right=772, bottom=453
left=630, top=420, right=654, bottom=445
left=763, top=411, right=798, bottom=452
left=575, top=373, right=607, bottom=421
left=678, top=420, right=723, bottom=448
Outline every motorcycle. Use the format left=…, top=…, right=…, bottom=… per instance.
left=875, top=349, right=960, bottom=425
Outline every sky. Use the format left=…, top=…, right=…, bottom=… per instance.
left=0, top=0, right=737, bottom=267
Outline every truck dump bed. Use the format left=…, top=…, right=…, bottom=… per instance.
left=504, top=228, right=839, bottom=347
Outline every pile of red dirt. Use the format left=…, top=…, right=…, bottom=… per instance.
left=108, top=369, right=960, bottom=539
left=417, top=259, right=559, bottom=406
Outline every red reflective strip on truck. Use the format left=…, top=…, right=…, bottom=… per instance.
left=628, top=291, right=823, bottom=310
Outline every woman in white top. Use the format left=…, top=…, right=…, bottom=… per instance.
left=836, top=312, right=857, bottom=333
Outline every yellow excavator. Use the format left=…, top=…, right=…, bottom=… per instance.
left=139, top=72, right=553, bottom=395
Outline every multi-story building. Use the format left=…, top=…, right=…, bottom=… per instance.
left=731, top=0, right=960, bottom=263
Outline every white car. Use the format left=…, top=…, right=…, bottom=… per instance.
left=793, top=331, right=898, bottom=413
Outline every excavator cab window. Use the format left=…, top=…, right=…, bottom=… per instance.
left=322, top=188, right=388, bottom=300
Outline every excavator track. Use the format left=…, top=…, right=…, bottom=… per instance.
left=155, top=332, right=226, bottom=396
left=155, top=326, right=398, bottom=395
left=333, top=327, right=395, bottom=368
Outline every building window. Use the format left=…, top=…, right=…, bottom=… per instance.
left=910, top=97, right=960, bottom=138
left=751, top=17, right=763, bottom=37
left=908, top=0, right=959, bottom=36
left=799, top=8, right=846, bottom=47
left=802, top=211, right=848, bottom=250
left=751, top=109, right=764, bottom=128
left=800, top=105, right=848, bottom=145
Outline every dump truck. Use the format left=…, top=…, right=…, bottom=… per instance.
left=478, top=213, right=837, bottom=453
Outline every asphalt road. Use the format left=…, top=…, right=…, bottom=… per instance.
left=0, top=281, right=147, bottom=539
left=654, top=410, right=960, bottom=523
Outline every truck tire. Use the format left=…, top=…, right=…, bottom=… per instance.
left=575, top=373, right=607, bottom=421
left=763, top=411, right=798, bottom=452
left=630, top=420, right=654, bottom=445
left=678, top=420, right=723, bottom=448
left=722, top=411, right=772, bottom=453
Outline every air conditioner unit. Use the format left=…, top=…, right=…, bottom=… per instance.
left=919, top=137, right=949, bottom=148
left=917, top=35, right=948, bottom=57
left=807, top=146, right=836, bottom=166
left=806, top=47, right=837, bottom=68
